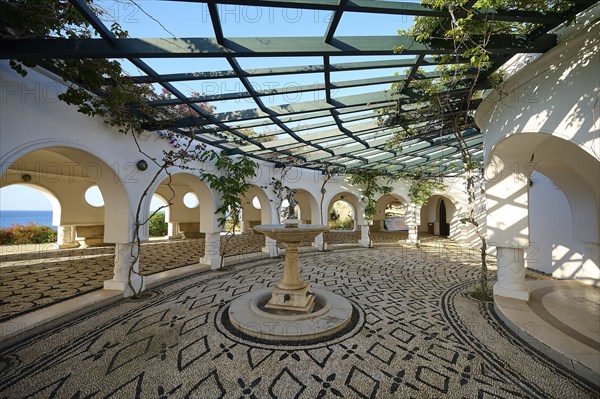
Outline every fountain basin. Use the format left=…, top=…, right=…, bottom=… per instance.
left=253, top=223, right=328, bottom=243
left=228, top=288, right=353, bottom=341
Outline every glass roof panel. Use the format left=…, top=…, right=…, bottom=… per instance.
left=331, top=67, right=411, bottom=82
left=95, top=1, right=214, bottom=38
left=139, top=58, right=234, bottom=75
left=236, top=57, right=324, bottom=70
left=6, top=0, right=582, bottom=175
left=334, top=12, right=414, bottom=36
left=332, top=84, right=395, bottom=98
left=220, top=6, right=332, bottom=37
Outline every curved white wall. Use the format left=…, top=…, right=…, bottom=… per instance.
left=478, top=19, right=600, bottom=291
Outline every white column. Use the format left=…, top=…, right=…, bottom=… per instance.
left=262, top=236, right=280, bottom=257
left=104, top=242, right=145, bottom=296
left=405, top=204, right=419, bottom=243
left=359, top=224, right=370, bottom=247
left=168, top=222, right=181, bottom=239
left=55, top=225, right=79, bottom=249
left=407, top=225, right=418, bottom=243
left=241, top=220, right=253, bottom=234
left=200, top=232, right=222, bottom=269
left=494, top=246, right=529, bottom=301
left=312, top=232, right=325, bottom=251
left=486, top=154, right=531, bottom=301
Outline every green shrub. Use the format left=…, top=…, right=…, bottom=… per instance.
left=330, top=209, right=340, bottom=221
left=149, top=213, right=168, bottom=237
left=0, top=229, right=14, bottom=245
left=0, top=224, right=57, bottom=245
left=329, top=216, right=354, bottom=230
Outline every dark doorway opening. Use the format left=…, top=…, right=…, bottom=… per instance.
left=439, top=200, right=450, bottom=237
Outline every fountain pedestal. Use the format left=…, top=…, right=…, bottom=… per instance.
left=266, top=241, right=316, bottom=312
left=227, top=221, right=354, bottom=342
left=255, top=219, right=326, bottom=313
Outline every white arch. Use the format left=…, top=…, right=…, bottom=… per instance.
left=145, top=171, right=221, bottom=234
left=487, top=132, right=599, bottom=244
left=0, top=141, right=131, bottom=242
left=0, top=183, right=62, bottom=226
left=326, top=191, right=363, bottom=227
left=246, top=184, right=273, bottom=225
left=294, top=188, right=320, bottom=225
left=487, top=131, right=599, bottom=288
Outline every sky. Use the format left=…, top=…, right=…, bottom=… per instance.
left=1, top=0, right=417, bottom=211
left=0, top=185, right=165, bottom=212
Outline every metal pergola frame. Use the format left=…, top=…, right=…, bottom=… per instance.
left=1, top=0, right=593, bottom=175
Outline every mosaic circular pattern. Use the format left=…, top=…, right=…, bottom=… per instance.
left=216, top=295, right=365, bottom=349
left=0, top=246, right=596, bottom=398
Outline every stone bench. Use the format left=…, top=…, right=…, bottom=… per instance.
left=179, top=222, right=202, bottom=239
left=75, top=225, right=106, bottom=247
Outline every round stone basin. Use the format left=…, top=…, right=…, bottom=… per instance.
left=228, top=288, right=353, bottom=341
left=253, top=224, right=328, bottom=243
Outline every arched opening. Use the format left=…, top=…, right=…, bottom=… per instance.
left=528, top=165, right=599, bottom=285
left=417, top=194, right=457, bottom=239
left=439, top=200, right=449, bottom=237
left=328, top=199, right=355, bottom=230
left=294, top=188, right=319, bottom=225
left=326, top=191, right=362, bottom=230
left=0, top=184, right=60, bottom=247
left=374, top=193, right=408, bottom=232
left=240, top=184, right=271, bottom=234
left=487, top=132, right=599, bottom=287
left=148, top=173, right=217, bottom=240
left=0, top=146, right=129, bottom=246
left=148, top=194, right=170, bottom=239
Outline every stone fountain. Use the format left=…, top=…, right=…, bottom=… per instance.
left=227, top=190, right=354, bottom=341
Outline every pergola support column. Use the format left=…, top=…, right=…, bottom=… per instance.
left=55, top=225, right=79, bottom=249
left=200, top=232, right=222, bottom=270
left=493, top=247, right=529, bottom=301
left=104, top=242, right=145, bottom=297
left=262, top=236, right=280, bottom=257
left=359, top=224, right=370, bottom=247
left=312, top=232, right=325, bottom=251
left=168, top=222, right=181, bottom=240
left=406, top=204, right=419, bottom=243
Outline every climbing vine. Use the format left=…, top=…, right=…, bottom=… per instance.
left=347, top=170, right=398, bottom=247
left=265, top=162, right=300, bottom=224
left=408, top=177, right=448, bottom=206
left=199, top=152, right=258, bottom=270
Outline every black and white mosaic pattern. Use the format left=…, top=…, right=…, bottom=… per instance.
left=0, top=246, right=596, bottom=398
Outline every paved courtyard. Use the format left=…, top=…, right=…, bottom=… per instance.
left=0, top=231, right=411, bottom=322
left=0, top=245, right=595, bottom=398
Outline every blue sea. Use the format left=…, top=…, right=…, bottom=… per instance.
left=0, top=210, right=56, bottom=229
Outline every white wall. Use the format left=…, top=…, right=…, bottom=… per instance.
left=478, top=18, right=600, bottom=290
left=528, top=172, right=599, bottom=285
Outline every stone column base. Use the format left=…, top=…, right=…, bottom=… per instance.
left=104, top=275, right=145, bottom=297
left=493, top=282, right=529, bottom=301
left=53, top=242, right=80, bottom=249
left=200, top=255, right=223, bottom=270
left=262, top=237, right=279, bottom=257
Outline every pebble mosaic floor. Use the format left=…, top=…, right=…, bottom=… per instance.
left=0, top=232, right=412, bottom=322
left=0, top=246, right=596, bottom=398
